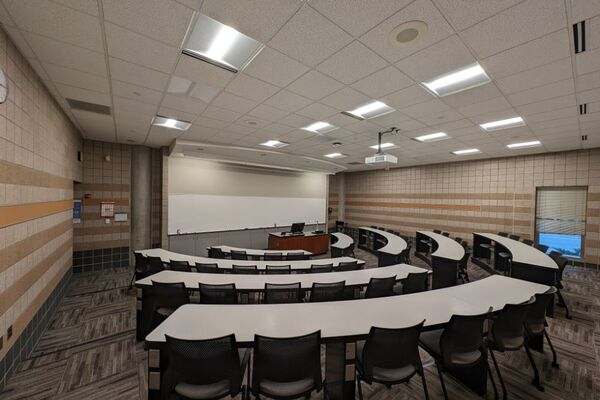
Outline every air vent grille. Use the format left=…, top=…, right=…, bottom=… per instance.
left=573, top=20, right=586, bottom=54
left=66, top=98, right=111, bottom=115
left=579, top=104, right=587, bottom=115
left=582, top=135, right=588, bottom=141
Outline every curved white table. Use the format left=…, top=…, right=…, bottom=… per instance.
left=211, top=245, right=311, bottom=258
left=358, top=227, right=407, bottom=266
left=136, top=248, right=363, bottom=272
left=145, top=275, right=550, bottom=399
left=330, top=232, right=354, bottom=257
left=416, top=231, right=465, bottom=262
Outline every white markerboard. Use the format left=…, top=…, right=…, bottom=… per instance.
left=168, top=194, right=326, bottom=234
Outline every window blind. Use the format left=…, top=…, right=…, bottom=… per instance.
left=535, top=187, right=587, bottom=236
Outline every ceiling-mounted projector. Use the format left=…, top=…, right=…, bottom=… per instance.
left=365, top=127, right=399, bottom=165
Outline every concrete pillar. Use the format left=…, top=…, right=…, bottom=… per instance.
left=338, top=173, right=345, bottom=221
left=131, top=146, right=152, bottom=252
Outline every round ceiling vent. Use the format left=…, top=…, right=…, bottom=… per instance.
left=389, top=21, right=428, bottom=47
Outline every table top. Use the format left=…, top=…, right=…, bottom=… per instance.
left=473, top=233, right=558, bottom=270
left=417, top=231, right=465, bottom=261
left=136, top=248, right=364, bottom=271
left=136, top=264, right=428, bottom=290
left=359, top=227, right=407, bottom=255
left=331, top=232, right=354, bottom=249
left=211, top=245, right=312, bottom=256
left=269, top=232, right=328, bottom=238
left=146, top=275, right=550, bottom=344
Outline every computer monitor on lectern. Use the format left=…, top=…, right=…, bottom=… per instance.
left=290, top=222, right=305, bottom=234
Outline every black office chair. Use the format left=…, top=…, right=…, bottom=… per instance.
left=208, top=247, right=226, bottom=259
left=287, top=252, right=308, bottom=261
left=364, top=277, right=396, bottom=299
left=195, top=262, right=223, bottom=274
left=230, top=250, right=248, bottom=260
left=199, top=283, right=238, bottom=304
left=356, top=321, right=429, bottom=400
left=497, top=232, right=508, bottom=237
left=554, top=256, right=571, bottom=319
left=488, top=298, right=535, bottom=399
left=264, top=282, right=302, bottom=304
left=266, top=265, right=291, bottom=275
left=522, top=239, right=534, bottom=246
left=310, top=263, right=333, bottom=273
left=534, top=244, right=549, bottom=253
left=548, top=250, right=562, bottom=262
left=251, top=331, right=322, bottom=399
left=441, top=232, right=450, bottom=237
left=454, top=237, right=463, bottom=243
left=431, top=257, right=458, bottom=289
left=336, top=261, right=360, bottom=272
left=148, top=281, right=189, bottom=333
left=401, top=272, right=428, bottom=294
left=264, top=253, right=284, bottom=261
left=523, top=287, right=559, bottom=391
left=232, top=265, right=258, bottom=274
left=344, top=242, right=357, bottom=258
left=130, top=252, right=148, bottom=289
left=309, top=281, right=345, bottom=302
left=458, top=252, right=470, bottom=283
left=399, top=245, right=412, bottom=264
left=496, top=245, right=512, bottom=276
left=147, top=256, right=166, bottom=275
left=433, top=229, right=442, bottom=234
left=419, top=309, right=497, bottom=400
left=508, top=234, right=520, bottom=241
left=162, top=334, right=249, bottom=400
left=169, top=260, right=192, bottom=272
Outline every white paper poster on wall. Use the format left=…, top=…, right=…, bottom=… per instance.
left=168, top=194, right=326, bottom=234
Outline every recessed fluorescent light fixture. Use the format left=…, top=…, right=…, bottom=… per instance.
left=151, top=115, right=191, bottom=131
left=344, top=101, right=395, bottom=120
left=302, top=121, right=338, bottom=134
left=452, top=148, right=480, bottom=155
left=480, top=116, right=526, bottom=131
left=369, top=142, right=395, bottom=150
left=324, top=152, right=346, bottom=158
left=506, top=140, right=541, bottom=149
left=183, top=13, right=264, bottom=73
left=260, top=140, right=289, bottom=148
left=413, top=132, right=449, bottom=142
left=422, top=63, right=491, bottom=97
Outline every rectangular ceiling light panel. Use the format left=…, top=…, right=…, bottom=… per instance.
left=452, top=148, right=480, bottom=155
left=422, top=63, right=491, bottom=97
left=413, top=132, right=449, bottom=142
left=152, top=115, right=192, bottom=131
left=302, top=121, right=338, bottom=134
left=480, top=117, right=525, bottom=131
left=183, top=13, right=264, bottom=73
left=324, top=152, right=346, bottom=158
left=506, top=140, right=541, bottom=149
left=260, top=140, right=289, bottom=148
left=345, top=101, right=395, bottom=120
left=369, top=142, right=395, bottom=149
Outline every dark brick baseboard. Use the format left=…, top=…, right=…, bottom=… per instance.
left=73, top=246, right=129, bottom=273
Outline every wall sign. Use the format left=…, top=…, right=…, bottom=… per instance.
left=73, top=200, right=82, bottom=223
left=114, top=212, right=128, bottom=222
left=100, top=201, right=115, bottom=217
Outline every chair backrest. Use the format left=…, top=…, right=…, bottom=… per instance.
left=459, top=252, right=470, bottom=270
left=232, top=265, right=258, bottom=274
left=252, top=331, right=322, bottom=397
left=524, top=287, right=556, bottom=337
left=431, top=257, right=458, bottom=289
left=310, top=263, right=333, bottom=273
left=286, top=252, right=308, bottom=260
left=548, top=250, right=562, bottom=262
left=454, top=237, right=463, bottom=243
left=230, top=250, right=248, bottom=260
left=266, top=265, right=291, bottom=275
left=440, top=310, right=491, bottom=367
left=497, top=232, right=508, bottom=237
left=402, top=272, right=428, bottom=294
left=309, top=281, right=345, bottom=302
left=361, top=321, right=425, bottom=383
left=441, top=232, right=450, bottom=237
left=149, top=281, right=189, bottom=311
left=433, top=229, right=442, bottom=234
left=508, top=234, right=520, bottom=241
left=195, top=262, right=222, bottom=274
left=207, top=247, right=226, bottom=259
left=365, top=276, right=396, bottom=298
left=554, top=256, right=568, bottom=279
left=134, top=252, right=148, bottom=272
left=199, top=283, right=238, bottom=304
left=164, top=334, right=243, bottom=396
left=522, top=239, right=534, bottom=246
left=264, top=253, right=283, bottom=261
left=147, top=256, right=165, bottom=274
left=169, top=260, right=192, bottom=272
left=336, top=260, right=360, bottom=272
left=264, top=282, right=302, bottom=304
left=490, top=298, right=534, bottom=351
left=534, top=244, right=549, bottom=253
left=399, top=245, right=411, bottom=263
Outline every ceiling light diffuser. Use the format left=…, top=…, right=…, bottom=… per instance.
left=152, top=116, right=191, bottom=131
left=506, top=140, right=541, bottom=149
left=480, top=116, right=526, bottom=131
left=260, top=140, right=289, bottom=148
left=302, top=121, right=338, bottom=134
left=183, top=13, right=264, bottom=73
left=422, top=63, right=491, bottom=97
left=369, top=142, right=395, bottom=150
left=345, top=101, right=395, bottom=120
left=324, top=152, right=346, bottom=158
left=452, top=148, right=480, bottom=155
left=413, top=132, right=449, bottom=142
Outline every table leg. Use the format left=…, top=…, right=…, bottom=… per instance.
left=325, top=342, right=355, bottom=400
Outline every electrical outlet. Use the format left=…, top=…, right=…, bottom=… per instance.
left=7, top=325, right=13, bottom=339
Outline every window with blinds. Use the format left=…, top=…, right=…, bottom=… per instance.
left=535, top=186, right=587, bottom=258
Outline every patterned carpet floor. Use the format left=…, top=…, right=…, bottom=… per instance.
left=1, top=248, right=599, bottom=399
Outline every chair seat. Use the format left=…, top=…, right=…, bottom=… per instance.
left=419, top=330, right=481, bottom=366
left=175, top=380, right=230, bottom=399
left=488, top=335, right=524, bottom=351
left=259, top=377, right=315, bottom=398
left=156, top=307, right=174, bottom=317
left=527, top=322, right=545, bottom=336
left=497, top=252, right=511, bottom=259
left=479, top=243, right=493, bottom=248
left=356, top=341, right=416, bottom=382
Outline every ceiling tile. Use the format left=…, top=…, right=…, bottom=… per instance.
left=112, top=95, right=157, bottom=115
left=3, top=27, right=35, bottom=58
left=174, top=54, right=235, bottom=88
left=243, top=46, right=310, bottom=87
left=104, top=22, right=179, bottom=73
left=53, top=0, right=99, bottom=16
left=359, top=0, right=454, bottom=63
left=320, top=87, right=371, bottom=110
left=316, top=41, right=388, bottom=84
left=161, top=94, right=207, bottom=115
left=507, top=79, right=575, bottom=106
left=278, top=114, right=314, bottom=128
left=296, top=103, right=338, bottom=120
left=351, top=65, right=413, bottom=98
left=457, top=96, right=512, bottom=118
left=569, top=0, right=600, bottom=23
left=44, top=63, right=110, bottom=93
left=246, top=104, right=289, bottom=122
left=381, top=84, right=433, bottom=109
left=439, top=82, right=502, bottom=109
left=157, top=106, right=197, bottom=123
left=224, top=74, right=280, bottom=103
left=515, top=94, right=576, bottom=115
left=109, top=57, right=170, bottom=91
left=263, top=90, right=313, bottom=112
left=495, top=57, right=573, bottom=95
left=578, top=87, right=600, bottom=104
left=269, top=4, right=352, bottom=67
left=202, top=105, right=242, bottom=122
left=415, top=109, right=465, bottom=126
left=193, top=116, right=230, bottom=130
left=286, top=70, right=345, bottom=101
left=523, top=106, right=577, bottom=124
left=111, top=81, right=163, bottom=104
left=56, top=83, right=111, bottom=105
left=102, top=0, right=193, bottom=46
left=434, top=0, right=521, bottom=30
left=575, top=47, right=600, bottom=76
left=211, top=92, right=258, bottom=114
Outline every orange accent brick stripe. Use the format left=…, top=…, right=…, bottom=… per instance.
left=0, top=159, right=73, bottom=190
left=346, top=200, right=481, bottom=212
left=346, top=192, right=533, bottom=201
left=0, top=199, right=73, bottom=228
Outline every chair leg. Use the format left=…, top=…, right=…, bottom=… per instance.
left=128, top=272, right=136, bottom=290
left=489, top=349, right=506, bottom=400
left=543, top=329, right=559, bottom=368
left=556, top=289, right=572, bottom=319
left=435, top=361, right=449, bottom=400
left=524, top=343, right=544, bottom=391
left=419, top=365, right=430, bottom=400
